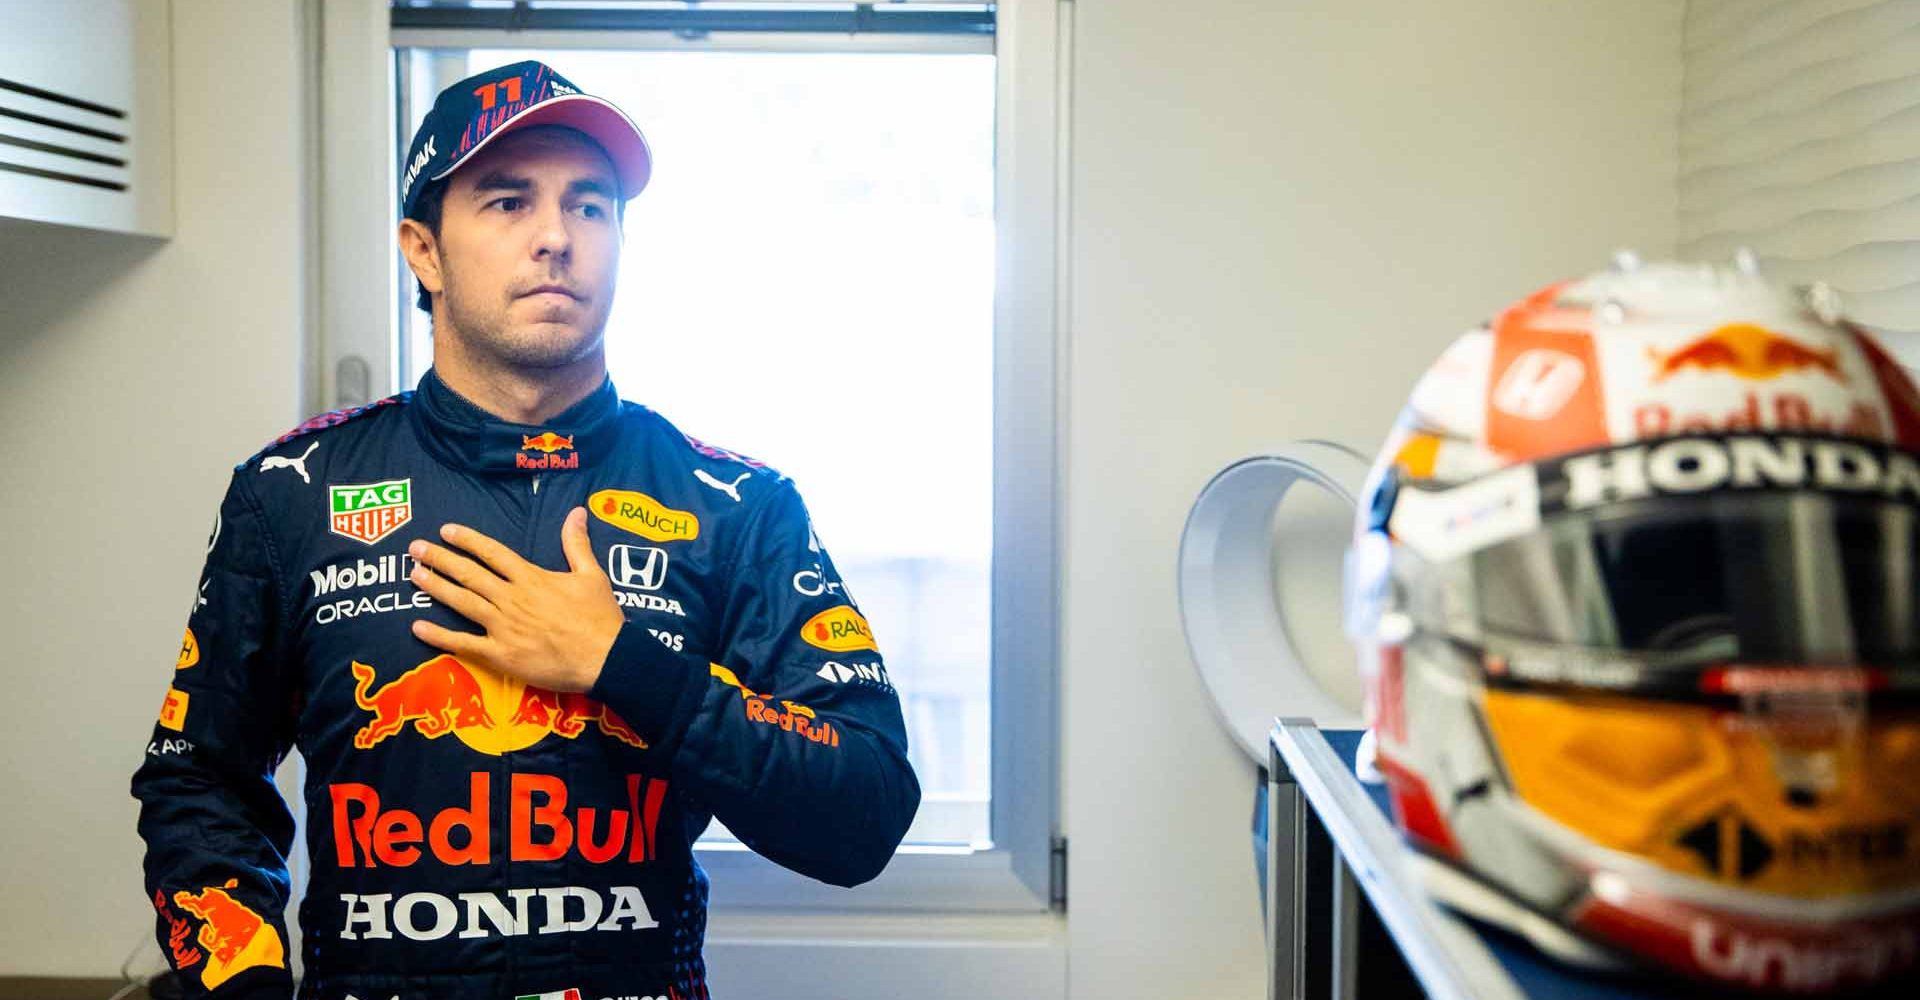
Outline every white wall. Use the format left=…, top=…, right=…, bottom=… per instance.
left=0, top=0, right=311, bottom=975
left=1062, top=2, right=1680, bottom=996
left=1678, top=0, right=1920, bottom=353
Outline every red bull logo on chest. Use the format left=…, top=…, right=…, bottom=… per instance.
left=350, top=655, right=647, bottom=755
left=329, top=770, right=670, bottom=868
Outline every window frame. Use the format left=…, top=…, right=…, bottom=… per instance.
left=318, top=0, right=1065, bottom=916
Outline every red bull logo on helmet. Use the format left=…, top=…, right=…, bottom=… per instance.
left=1633, top=392, right=1884, bottom=439
left=172, top=879, right=286, bottom=990
left=1628, top=325, right=1881, bottom=438
left=1647, top=324, right=1846, bottom=384
left=351, top=655, right=647, bottom=755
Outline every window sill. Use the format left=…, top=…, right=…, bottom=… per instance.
left=704, top=909, right=1067, bottom=1000
left=696, top=843, right=1051, bottom=912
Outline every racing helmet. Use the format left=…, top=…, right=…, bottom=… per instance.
left=1344, top=256, right=1920, bottom=994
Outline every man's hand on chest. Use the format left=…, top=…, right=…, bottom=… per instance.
left=405, top=506, right=624, bottom=692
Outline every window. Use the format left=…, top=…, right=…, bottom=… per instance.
left=398, top=46, right=994, bottom=849
left=368, top=1, right=1062, bottom=913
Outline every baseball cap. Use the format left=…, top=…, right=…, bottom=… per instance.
left=399, top=60, right=652, bottom=219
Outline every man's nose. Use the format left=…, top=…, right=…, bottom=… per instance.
left=531, top=200, right=571, bottom=260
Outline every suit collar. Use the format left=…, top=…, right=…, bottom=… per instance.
left=409, top=366, right=624, bottom=474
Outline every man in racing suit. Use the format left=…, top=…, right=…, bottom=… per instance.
left=131, top=61, right=920, bottom=1000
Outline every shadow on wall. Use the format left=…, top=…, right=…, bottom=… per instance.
left=0, top=217, right=167, bottom=351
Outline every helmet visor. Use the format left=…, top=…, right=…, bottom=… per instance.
left=1458, top=490, right=1920, bottom=667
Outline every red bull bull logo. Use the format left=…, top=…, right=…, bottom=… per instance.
left=522, top=431, right=575, bottom=453
left=1647, top=324, right=1846, bottom=383
left=518, top=431, right=580, bottom=470
left=511, top=688, right=646, bottom=746
left=350, top=657, right=488, bottom=749
left=172, top=879, right=286, bottom=989
left=330, top=770, right=669, bottom=868
left=352, top=655, right=647, bottom=754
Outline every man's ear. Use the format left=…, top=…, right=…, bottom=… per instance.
left=398, top=218, right=444, bottom=297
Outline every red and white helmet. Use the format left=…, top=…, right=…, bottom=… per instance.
left=1345, top=256, right=1920, bottom=994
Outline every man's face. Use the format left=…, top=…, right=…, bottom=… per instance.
left=409, top=126, right=623, bottom=368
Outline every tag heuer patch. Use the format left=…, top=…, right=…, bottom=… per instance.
left=513, top=990, right=583, bottom=1000
left=329, top=479, right=413, bottom=545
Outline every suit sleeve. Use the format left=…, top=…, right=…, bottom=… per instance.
left=131, top=471, right=297, bottom=999
left=590, top=479, right=921, bottom=886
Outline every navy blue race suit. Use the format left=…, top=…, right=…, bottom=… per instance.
left=132, top=369, right=920, bottom=1000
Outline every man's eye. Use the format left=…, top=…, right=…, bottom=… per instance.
left=492, top=197, right=523, bottom=212
left=576, top=203, right=605, bottom=220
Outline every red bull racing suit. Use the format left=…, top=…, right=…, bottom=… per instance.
left=132, top=369, right=921, bottom=1000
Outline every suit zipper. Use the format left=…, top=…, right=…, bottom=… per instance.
left=525, top=473, right=545, bottom=561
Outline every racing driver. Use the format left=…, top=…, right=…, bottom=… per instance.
left=132, top=61, right=920, bottom=1000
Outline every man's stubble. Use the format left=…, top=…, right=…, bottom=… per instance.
left=436, top=246, right=610, bottom=372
